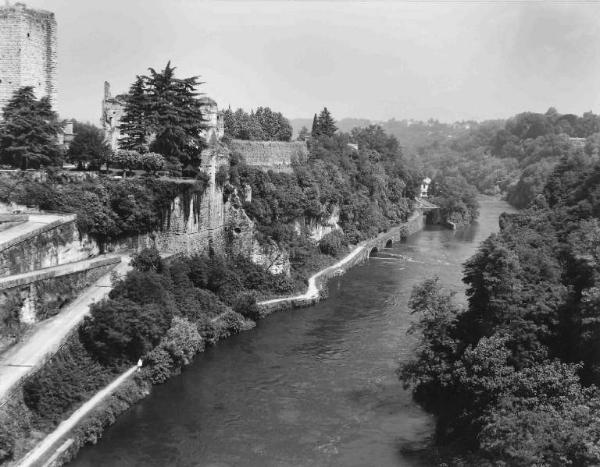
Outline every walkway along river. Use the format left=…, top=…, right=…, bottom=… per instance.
left=70, top=196, right=515, bottom=467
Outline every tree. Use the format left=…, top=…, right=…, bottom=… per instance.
left=311, top=113, right=320, bottom=137
left=146, top=61, right=208, bottom=166
left=80, top=298, right=171, bottom=364
left=119, top=76, right=151, bottom=152
left=67, top=122, right=111, bottom=170
left=317, top=107, right=337, bottom=137
left=0, top=87, right=61, bottom=169
left=131, top=247, right=164, bottom=273
left=119, top=63, right=209, bottom=167
left=110, top=149, right=141, bottom=176
left=139, top=152, right=166, bottom=175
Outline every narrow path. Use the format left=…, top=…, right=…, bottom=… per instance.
left=17, top=366, right=138, bottom=467
left=0, top=255, right=131, bottom=402
left=258, top=244, right=365, bottom=306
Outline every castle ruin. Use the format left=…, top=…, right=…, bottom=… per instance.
left=0, top=2, right=57, bottom=112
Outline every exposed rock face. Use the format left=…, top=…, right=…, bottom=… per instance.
left=229, top=140, right=309, bottom=174
left=293, top=206, right=342, bottom=242
left=251, top=240, right=290, bottom=276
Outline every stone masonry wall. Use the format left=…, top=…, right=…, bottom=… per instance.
left=229, top=140, right=309, bottom=174
left=0, top=3, right=57, bottom=112
left=0, top=258, right=118, bottom=326
left=0, top=220, right=99, bottom=278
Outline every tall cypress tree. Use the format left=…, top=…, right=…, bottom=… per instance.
left=119, top=76, right=150, bottom=152
left=0, top=87, right=61, bottom=169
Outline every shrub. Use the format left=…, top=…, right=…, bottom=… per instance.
left=80, top=298, right=171, bottom=365
left=0, top=425, right=14, bottom=463
left=318, top=229, right=347, bottom=256
left=143, top=347, right=175, bottom=384
left=131, top=247, right=164, bottom=273
left=160, top=317, right=203, bottom=367
left=22, top=339, right=112, bottom=424
left=219, top=310, right=245, bottom=336
left=233, top=292, right=261, bottom=321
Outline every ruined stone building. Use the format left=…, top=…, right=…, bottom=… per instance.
left=0, top=2, right=57, bottom=113
left=101, top=82, right=225, bottom=152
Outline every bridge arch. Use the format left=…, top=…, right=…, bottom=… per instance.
left=385, top=239, right=393, bottom=248
left=369, top=247, right=379, bottom=257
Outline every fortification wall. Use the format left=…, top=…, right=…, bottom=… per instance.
left=0, top=3, right=57, bottom=111
left=229, top=140, right=309, bottom=173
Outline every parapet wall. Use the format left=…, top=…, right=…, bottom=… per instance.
left=0, top=256, right=119, bottom=325
left=0, top=217, right=100, bottom=277
left=229, top=140, right=309, bottom=173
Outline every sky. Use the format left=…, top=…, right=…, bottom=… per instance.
left=18, top=0, right=600, bottom=124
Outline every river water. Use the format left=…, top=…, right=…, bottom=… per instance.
left=71, top=197, right=514, bottom=467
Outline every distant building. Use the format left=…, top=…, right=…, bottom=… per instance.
left=101, top=81, right=224, bottom=152
left=57, top=120, right=75, bottom=151
left=0, top=2, right=57, bottom=113
left=420, top=177, right=431, bottom=198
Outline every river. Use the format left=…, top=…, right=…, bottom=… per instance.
left=70, top=196, right=514, bottom=467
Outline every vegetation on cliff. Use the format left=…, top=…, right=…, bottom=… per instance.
left=400, top=151, right=600, bottom=464
left=0, top=172, right=208, bottom=245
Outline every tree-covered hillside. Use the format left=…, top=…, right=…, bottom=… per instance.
left=400, top=150, right=600, bottom=465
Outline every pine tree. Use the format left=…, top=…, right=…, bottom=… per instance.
left=311, top=113, right=320, bottom=137
left=0, top=87, right=61, bottom=169
left=318, top=107, right=337, bottom=137
left=119, top=76, right=150, bottom=152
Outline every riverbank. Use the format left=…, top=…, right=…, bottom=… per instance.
left=12, top=210, right=429, bottom=467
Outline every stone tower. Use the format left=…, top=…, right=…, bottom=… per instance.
left=0, top=2, right=57, bottom=113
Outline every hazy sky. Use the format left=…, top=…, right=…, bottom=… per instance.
left=20, top=0, right=600, bottom=124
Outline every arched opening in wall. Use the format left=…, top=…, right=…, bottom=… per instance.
left=385, top=239, right=393, bottom=248
left=369, top=247, right=379, bottom=257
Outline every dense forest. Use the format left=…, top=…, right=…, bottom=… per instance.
left=400, top=150, right=600, bottom=464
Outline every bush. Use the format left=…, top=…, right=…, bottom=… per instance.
left=233, top=292, right=261, bottom=321
left=143, top=347, right=174, bottom=384
left=219, top=310, right=245, bottom=336
left=22, top=339, right=112, bottom=424
left=80, top=298, right=171, bottom=365
left=0, top=425, right=15, bottom=463
left=131, top=247, right=164, bottom=273
left=318, top=229, right=347, bottom=256
left=160, top=317, right=204, bottom=366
